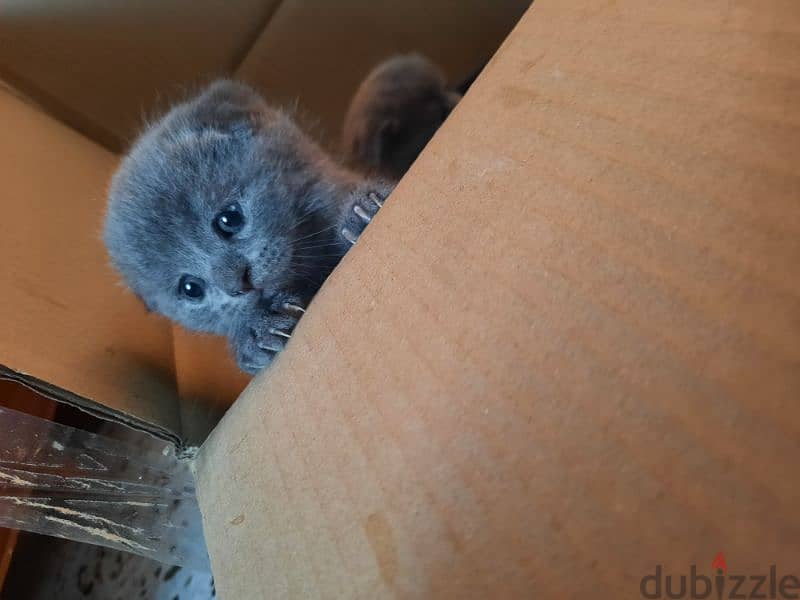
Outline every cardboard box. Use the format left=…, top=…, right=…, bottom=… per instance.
left=2, top=1, right=799, bottom=597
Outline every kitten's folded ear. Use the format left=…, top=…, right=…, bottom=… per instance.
left=189, top=79, right=267, bottom=136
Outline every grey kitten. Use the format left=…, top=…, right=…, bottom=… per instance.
left=104, top=80, right=392, bottom=374
left=342, top=53, right=462, bottom=180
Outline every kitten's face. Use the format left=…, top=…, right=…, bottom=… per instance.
left=104, top=81, right=333, bottom=336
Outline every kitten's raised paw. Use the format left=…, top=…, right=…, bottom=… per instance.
left=231, top=296, right=304, bottom=374
left=340, top=185, right=392, bottom=246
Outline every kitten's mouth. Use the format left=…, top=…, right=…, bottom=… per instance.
left=230, top=266, right=255, bottom=296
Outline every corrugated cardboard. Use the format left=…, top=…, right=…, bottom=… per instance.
left=195, top=1, right=800, bottom=597
left=0, top=0, right=283, bottom=149
left=0, top=0, right=528, bottom=152
left=236, top=0, right=532, bottom=145
left=0, top=88, right=183, bottom=441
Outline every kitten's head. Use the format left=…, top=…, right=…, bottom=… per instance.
left=104, top=80, right=336, bottom=335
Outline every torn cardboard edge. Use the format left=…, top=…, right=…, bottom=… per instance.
left=0, top=364, right=184, bottom=451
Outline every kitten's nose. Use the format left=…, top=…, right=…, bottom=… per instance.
left=229, top=266, right=255, bottom=296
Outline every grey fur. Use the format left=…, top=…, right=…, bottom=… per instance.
left=105, top=80, right=392, bottom=374
left=342, top=53, right=461, bottom=180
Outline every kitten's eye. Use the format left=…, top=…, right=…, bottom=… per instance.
left=214, top=203, right=245, bottom=237
left=178, top=275, right=205, bottom=301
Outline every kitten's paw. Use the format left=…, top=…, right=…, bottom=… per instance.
left=231, top=295, right=304, bottom=374
left=340, top=184, right=393, bottom=246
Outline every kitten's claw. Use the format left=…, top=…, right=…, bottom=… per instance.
left=353, top=204, right=372, bottom=223
left=339, top=185, right=392, bottom=247
left=282, top=302, right=306, bottom=315
left=340, top=185, right=391, bottom=246
left=256, top=340, right=282, bottom=352
left=341, top=227, right=359, bottom=245
left=233, top=294, right=304, bottom=374
left=268, top=327, right=292, bottom=339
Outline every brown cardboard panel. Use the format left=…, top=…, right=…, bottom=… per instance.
left=0, top=87, right=181, bottom=440
left=236, top=0, right=532, bottom=146
left=0, top=0, right=283, bottom=149
left=196, top=1, right=800, bottom=597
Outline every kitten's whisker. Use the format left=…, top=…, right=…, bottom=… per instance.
left=288, top=270, right=320, bottom=287
left=288, top=259, right=320, bottom=270
left=285, top=207, right=318, bottom=233
left=285, top=215, right=312, bottom=234
left=292, top=242, right=345, bottom=251
left=289, top=269, right=328, bottom=284
left=292, top=253, right=348, bottom=258
left=292, top=245, right=341, bottom=253
left=257, top=341, right=282, bottom=352
left=292, top=223, right=338, bottom=243
left=288, top=270, right=316, bottom=281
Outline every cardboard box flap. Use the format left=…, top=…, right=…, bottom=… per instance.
left=0, top=86, right=182, bottom=442
left=236, top=0, right=532, bottom=142
left=0, top=0, right=284, bottom=149
left=195, top=1, right=800, bottom=597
